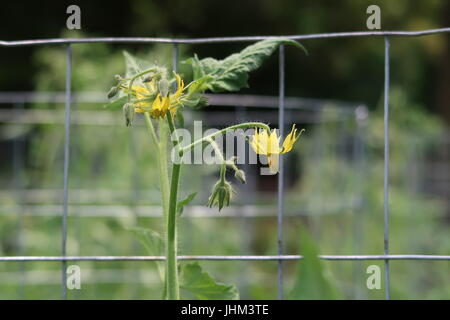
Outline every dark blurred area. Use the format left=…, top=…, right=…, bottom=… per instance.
left=0, top=0, right=449, bottom=120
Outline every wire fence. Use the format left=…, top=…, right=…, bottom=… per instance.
left=1, top=28, right=450, bottom=300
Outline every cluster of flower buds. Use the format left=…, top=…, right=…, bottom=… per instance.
left=207, top=179, right=234, bottom=211
left=207, top=156, right=247, bottom=211
left=107, top=75, right=124, bottom=99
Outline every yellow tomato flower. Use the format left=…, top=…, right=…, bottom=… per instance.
left=125, top=74, right=186, bottom=119
left=250, top=125, right=303, bottom=173
left=150, top=94, right=170, bottom=119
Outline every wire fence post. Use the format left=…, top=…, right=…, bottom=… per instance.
left=352, top=106, right=368, bottom=299
left=61, top=44, right=72, bottom=300
left=383, top=36, right=391, bottom=300
left=12, top=101, right=26, bottom=298
left=277, top=44, right=285, bottom=300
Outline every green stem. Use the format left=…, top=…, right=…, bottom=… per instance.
left=127, top=68, right=158, bottom=97
left=144, top=112, right=159, bottom=150
left=157, top=119, right=170, bottom=220
left=166, top=112, right=182, bottom=300
left=144, top=115, right=169, bottom=216
left=182, top=122, right=270, bottom=154
left=144, top=113, right=170, bottom=296
left=206, top=137, right=227, bottom=183
left=158, top=119, right=172, bottom=298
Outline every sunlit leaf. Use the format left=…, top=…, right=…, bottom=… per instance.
left=185, top=39, right=306, bottom=92
left=124, top=51, right=154, bottom=78
left=104, top=96, right=127, bottom=109
left=177, top=192, right=197, bottom=217
left=180, top=262, right=239, bottom=300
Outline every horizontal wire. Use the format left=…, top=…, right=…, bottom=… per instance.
left=1, top=28, right=450, bottom=46
left=0, top=255, right=449, bottom=262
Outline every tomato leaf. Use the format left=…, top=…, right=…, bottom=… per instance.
left=180, top=262, right=239, bottom=300
left=177, top=192, right=197, bottom=217
left=185, top=39, right=306, bottom=92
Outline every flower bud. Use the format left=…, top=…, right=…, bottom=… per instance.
left=122, top=103, right=135, bottom=127
left=158, top=79, right=170, bottom=97
left=107, top=86, right=119, bottom=99
left=207, top=180, right=234, bottom=211
left=143, top=72, right=155, bottom=83
left=234, top=169, right=246, bottom=184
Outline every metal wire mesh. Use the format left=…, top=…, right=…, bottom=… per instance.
left=1, top=28, right=450, bottom=300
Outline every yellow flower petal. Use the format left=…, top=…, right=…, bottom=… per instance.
left=268, top=129, right=282, bottom=154
left=268, top=153, right=279, bottom=174
left=249, top=125, right=304, bottom=174
left=281, top=124, right=298, bottom=154
left=250, top=128, right=268, bottom=155
left=169, top=74, right=185, bottom=110
left=174, top=74, right=184, bottom=99
left=132, top=86, right=150, bottom=96
left=150, top=94, right=171, bottom=119
left=131, top=86, right=152, bottom=107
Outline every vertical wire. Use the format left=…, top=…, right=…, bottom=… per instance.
left=71, top=100, right=81, bottom=300
left=13, top=101, right=26, bottom=298
left=277, top=44, right=285, bottom=300
left=383, top=36, right=391, bottom=300
left=62, top=44, right=72, bottom=300
left=353, top=106, right=367, bottom=299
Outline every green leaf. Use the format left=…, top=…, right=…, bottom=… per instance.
left=104, top=96, right=127, bottom=109
left=123, top=51, right=167, bottom=89
left=289, top=226, right=342, bottom=300
left=185, top=39, right=306, bottom=92
left=177, top=192, right=197, bottom=217
left=181, top=93, right=209, bottom=108
left=123, top=51, right=154, bottom=78
left=180, top=262, right=239, bottom=300
left=129, top=227, right=165, bottom=282
left=187, top=74, right=215, bottom=93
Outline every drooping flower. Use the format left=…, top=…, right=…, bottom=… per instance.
left=250, top=125, right=304, bottom=173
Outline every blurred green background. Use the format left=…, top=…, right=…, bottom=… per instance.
left=0, top=1, right=449, bottom=299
